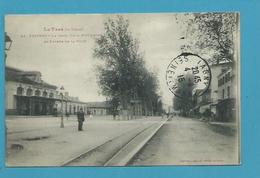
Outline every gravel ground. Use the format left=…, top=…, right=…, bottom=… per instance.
left=129, top=117, right=239, bottom=166
left=6, top=115, right=162, bottom=167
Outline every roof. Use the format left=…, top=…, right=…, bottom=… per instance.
left=5, top=66, right=57, bottom=89
left=210, top=61, right=233, bottom=67
left=217, top=67, right=232, bottom=78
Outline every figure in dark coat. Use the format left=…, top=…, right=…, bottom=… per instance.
left=77, top=108, right=85, bottom=131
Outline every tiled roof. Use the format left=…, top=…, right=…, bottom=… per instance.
left=5, top=66, right=57, bottom=89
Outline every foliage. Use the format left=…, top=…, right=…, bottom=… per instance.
left=94, top=16, right=162, bottom=114
left=173, top=73, right=195, bottom=116
left=175, top=13, right=238, bottom=64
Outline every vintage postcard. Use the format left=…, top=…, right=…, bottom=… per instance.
left=4, top=13, right=240, bottom=166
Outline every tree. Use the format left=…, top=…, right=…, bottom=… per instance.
left=94, top=16, right=161, bottom=117
left=175, top=13, right=238, bottom=64
left=173, top=73, right=196, bottom=116
left=137, top=70, right=159, bottom=116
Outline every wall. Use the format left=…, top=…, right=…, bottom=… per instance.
left=5, top=81, right=16, bottom=113
left=218, top=68, right=235, bottom=100
left=6, top=80, right=58, bottom=114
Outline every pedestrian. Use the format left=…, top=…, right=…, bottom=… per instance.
left=66, top=112, right=70, bottom=120
left=77, top=108, right=85, bottom=131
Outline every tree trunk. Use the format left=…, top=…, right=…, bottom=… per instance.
left=120, top=94, right=129, bottom=120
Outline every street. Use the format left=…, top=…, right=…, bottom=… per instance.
left=6, top=115, right=163, bottom=166
left=129, top=116, right=239, bottom=165
left=6, top=115, right=239, bottom=166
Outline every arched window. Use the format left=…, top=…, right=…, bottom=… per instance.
left=43, top=91, right=48, bottom=97
left=49, top=93, right=54, bottom=98
left=35, top=90, right=41, bottom=96
left=17, top=87, right=24, bottom=95
left=26, top=88, right=33, bottom=96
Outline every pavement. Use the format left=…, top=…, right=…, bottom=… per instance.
left=129, top=116, right=240, bottom=165
left=6, top=115, right=162, bottom=167
left=207, top=121, right=238, bottom=136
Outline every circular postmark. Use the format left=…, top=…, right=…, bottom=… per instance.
left=166, top=53, right=211, bottom=98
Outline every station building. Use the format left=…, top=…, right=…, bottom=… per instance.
left=5, top=66, right=111, bottom=116
left=5, top=66, right=59, bottom=115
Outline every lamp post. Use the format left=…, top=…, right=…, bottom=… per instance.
left=60, top=86, right=65, bottom=128
left=5, top=32, right=12, bottom=50
left=5, top=32, right=13, bottom=59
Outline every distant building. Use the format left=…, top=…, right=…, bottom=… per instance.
left=5, top=66, right=111, bottom=116
left=85, top=102, right=111, bottom=115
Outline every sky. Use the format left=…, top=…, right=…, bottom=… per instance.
left=5, top=13, right=188, bottom=107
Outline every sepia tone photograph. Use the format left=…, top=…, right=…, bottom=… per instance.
left=4, top=12, right=240, bottom=167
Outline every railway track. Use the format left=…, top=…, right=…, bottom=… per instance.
left=61, top=118, right=168, bottom=166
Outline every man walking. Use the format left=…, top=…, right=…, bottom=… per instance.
left=77, top=108, right=85, bottom=131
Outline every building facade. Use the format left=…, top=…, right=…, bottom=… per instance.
left=216, top=67, right=237, bottom=122
left=85, top=102, right=111, bottom=115
left=192, top=63, right=231, bottom=116
left=6, top=67, right=58, bottom=115
left=5, top=66, right=111, bottom=116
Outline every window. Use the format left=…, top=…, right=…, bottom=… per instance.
left=43, top=91, right=48, bottom=97
left=219, top=78, right=222, bottom=86
left=222, top=89, right=225, bottom=99
left=227, top=72, right=231, bottom=81
left=17, top=87, right=23, bottom=95
left=227, top=86, right=230, bottom=98
left=49, top=93, right=54, bottom=98
left=35, top=90, right=41, bottom=96
left=26, top=88, right=33, bottom=96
